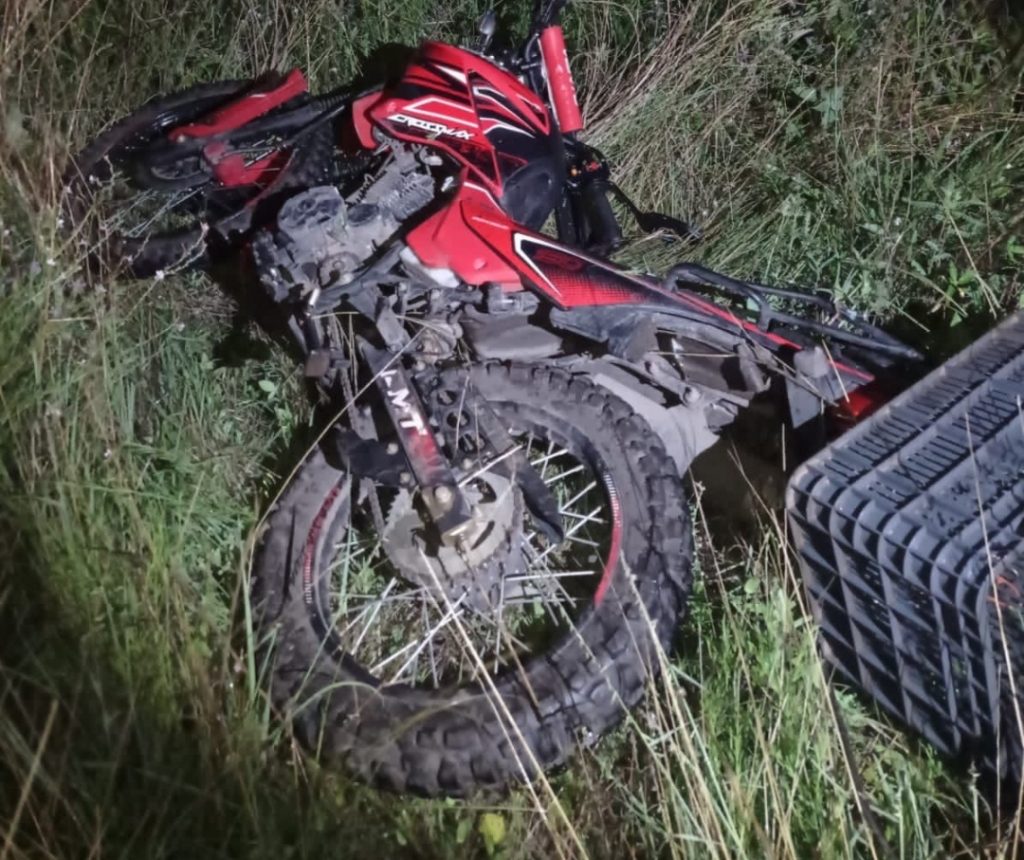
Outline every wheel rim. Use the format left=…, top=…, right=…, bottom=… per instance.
left=308, top=407, right=621, bottom=691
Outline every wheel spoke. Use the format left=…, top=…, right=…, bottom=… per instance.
left=520, top=538, right=575, bottom=622
left=561, top=509, right=607, bottom=526
left=562, top=533, right=602, bottom=551
left=457, top=444, right=522, bottom=488
left=345, top=578, right=400, bottom=649
left=544, top=463, right=586, bottom=488
left=335, top=526, right=370, bottom=616
left=534, top=504, right=604, bottom=565
left=317, top=397, right=616, bottom=692
left=531, top=440, right=568, bottom=477
left=558, top=481, right=598, bottom=516
left=380, top=594, right=465, bottom=681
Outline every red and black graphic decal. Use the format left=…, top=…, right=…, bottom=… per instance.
left=513, top=236, right=655, bottom=307
left=369, top=42, right=554, bottom=196
left=468, top=72, right=548, bottom=140
left=408, top=182, right=873, bottom=386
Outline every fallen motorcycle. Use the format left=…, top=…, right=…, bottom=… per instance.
left=63, top=0, right=925, bottom=795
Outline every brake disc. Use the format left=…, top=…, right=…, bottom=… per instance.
left=380, top=472, right=525, bottom=609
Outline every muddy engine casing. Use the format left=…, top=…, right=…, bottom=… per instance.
left=252, top=147, right=436, bottom=301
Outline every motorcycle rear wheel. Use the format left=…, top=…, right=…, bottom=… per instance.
left=252, top=363, right=694, bottom=796
left=62, top=80, right=334, bottom=277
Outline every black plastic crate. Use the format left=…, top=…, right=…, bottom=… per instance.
left=787, top=311, right=1024, bottom=783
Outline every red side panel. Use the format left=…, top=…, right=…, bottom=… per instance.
left=201, top=140, right=288, bottom=187
left=829, top=380, right=890, bottom=426
left=406, top=180, right=657, bottom=302
left=407, top=181, right=874, bottom=386
left=169, top=69, right=308, bottom=139
left=351, top=90, right=384, bottom=149
left=406, top=178, right=523, bottom=287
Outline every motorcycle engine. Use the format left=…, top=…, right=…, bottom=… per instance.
left=252, top=146, right=437, bottom=302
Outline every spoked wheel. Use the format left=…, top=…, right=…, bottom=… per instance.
left=253, top=363, right=694, bottom=796
left=62, top=80, right=333, bottom=277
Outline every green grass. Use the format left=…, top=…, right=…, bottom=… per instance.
left=1, top=0, right=1023, bottom=856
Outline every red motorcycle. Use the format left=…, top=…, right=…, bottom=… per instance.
left=64, top=0, right=921, bottom=795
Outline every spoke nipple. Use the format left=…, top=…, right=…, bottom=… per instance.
left=399, top=471, right=412, bottom=485
left=434, top=485, right=454, bottom=505
left=386, top=441, right=399, bottom=455
left=460, top=457, right=474, bottom=470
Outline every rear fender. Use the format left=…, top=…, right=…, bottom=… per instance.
left=168, top=69, right=308, bottom=139
left=574, top=357, right=744, bottom=473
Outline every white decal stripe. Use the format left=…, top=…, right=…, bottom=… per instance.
left=516, top=231, right=655, bottom=289
left=407, top=95, right=476, bottom=119
left=462, top=181, right=500, bottom=204
left=515, top=91, right=545, bottom=113
left=436, top=65, right=468, bottom=85
left=472, top=85, right=507, bottom=103
left=473, top=86, right=535, bottom=128
left=482, top=119, right=532, bottom=137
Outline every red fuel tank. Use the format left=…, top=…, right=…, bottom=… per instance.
left=369, top=42, right=562, bottom=227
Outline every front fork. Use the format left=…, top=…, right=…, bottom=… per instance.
left=356, top=341, right=564, bottom=547
left=359, top=341, right=476, bottom=544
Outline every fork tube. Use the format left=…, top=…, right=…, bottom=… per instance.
left=539, top=25, right=583, bottom=134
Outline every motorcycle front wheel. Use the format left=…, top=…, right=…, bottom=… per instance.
left=251, top=362, right=694, bottom=796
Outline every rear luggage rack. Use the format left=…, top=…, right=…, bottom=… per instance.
left=665, top=263, right=924, bottom=368
left=787, top=311, right=1024, bottom=787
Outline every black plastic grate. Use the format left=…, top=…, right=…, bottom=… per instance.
left=787, top=311, right=1024, bottom=784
